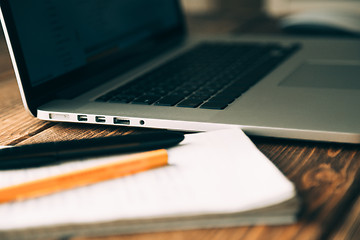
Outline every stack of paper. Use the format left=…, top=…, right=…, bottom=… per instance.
left=0, top=129, right=299, bottom=240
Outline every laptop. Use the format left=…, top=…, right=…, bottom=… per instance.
left=1, top=0, right=360, bottom=143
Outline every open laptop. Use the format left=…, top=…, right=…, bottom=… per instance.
left=1, top=0, right=360, bottom=143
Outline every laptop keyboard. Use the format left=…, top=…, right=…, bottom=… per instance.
left=96, top=42, right=300, bottom=110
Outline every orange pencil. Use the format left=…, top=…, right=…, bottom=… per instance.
left=0, top=149, right=168, bottom=204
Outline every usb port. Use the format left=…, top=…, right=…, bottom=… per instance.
left=77, top=115, right=88, bottom=122
left=113, top=117, right=130, bottom=125
left=95, top=116, right=106, bottom=123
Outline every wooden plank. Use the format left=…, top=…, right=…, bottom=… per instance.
left=0, top=106, right=54, bottom=146
left=17, top=122, right=139, bottom=145
left=0, top=69, right=54, bottom=146
left=329, top=196, right=360, bottom=240
left=0, top=35, right=13, bottom=73
left=251, top=139, right=360, bottom=240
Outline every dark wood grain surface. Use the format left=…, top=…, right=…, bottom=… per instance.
left=0, top=4, right=359, bottom=240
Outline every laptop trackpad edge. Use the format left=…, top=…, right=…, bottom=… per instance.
left=279, top=61, right=360, bottom=90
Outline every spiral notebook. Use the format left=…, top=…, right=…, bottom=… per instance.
left=0, top=129, right=299, bottom=240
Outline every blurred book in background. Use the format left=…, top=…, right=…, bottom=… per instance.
left=181, top=0, right=217, bottom=14
left=181, top=0, right=263, bottom=16
left=265, top=0, right=360, bottom=16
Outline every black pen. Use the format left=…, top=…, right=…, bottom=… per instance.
left=0, top=131, right=184, bottom=170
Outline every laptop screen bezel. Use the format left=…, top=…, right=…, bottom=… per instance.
left=0, top=0, right=186, bottom=116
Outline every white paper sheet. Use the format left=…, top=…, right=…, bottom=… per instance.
left=0, top=129, right=296, bottom=230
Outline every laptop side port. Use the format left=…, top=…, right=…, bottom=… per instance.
left=95, top=116, right=106, bottom=123
left=77, top=115, right=88, bottom=122
left=113, top=117, right=130, bottom=125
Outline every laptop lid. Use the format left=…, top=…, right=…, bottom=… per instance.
left=0, top=0, right=185, bottom=116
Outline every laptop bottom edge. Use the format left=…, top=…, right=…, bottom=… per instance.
left=37, top=110, right=360, bottom=144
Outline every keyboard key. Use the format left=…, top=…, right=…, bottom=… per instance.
left=109, top=96, right=135, bottom=103
left=177, top=98, right=204, bottom=108
left=209, top=96, right=237, bottom=104
left=200, top=101, right=228, bottom=110
left=154, top=95, right=184, bottom=106
left=172, top=89, right=194, bottom=97
left=193, top=88, right=217, bottom=97
left=216, top=88, right=242, bottom=100
left=131, top=96, right=160, bottom=105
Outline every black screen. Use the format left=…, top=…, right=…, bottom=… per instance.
left=8, top=0, right=180, bottom=86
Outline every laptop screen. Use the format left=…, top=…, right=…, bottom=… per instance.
left=6, top=0, right=181, bottom=87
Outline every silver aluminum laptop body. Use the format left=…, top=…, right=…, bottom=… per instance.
left=1, top=0, right=360, bottom=143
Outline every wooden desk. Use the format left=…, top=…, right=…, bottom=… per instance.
left=0, top=10, right=359, bottom=240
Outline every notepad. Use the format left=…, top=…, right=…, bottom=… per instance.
left=0, top=129, right=299, bottom=240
